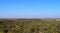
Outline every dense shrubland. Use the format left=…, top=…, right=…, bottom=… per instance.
left=0, top=19, right=60, bottom=33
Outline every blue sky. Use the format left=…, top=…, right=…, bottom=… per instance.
left=0, top=0, right=60, bottom=18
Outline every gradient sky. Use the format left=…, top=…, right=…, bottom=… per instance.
left=0, top=0, right=60, bottom=18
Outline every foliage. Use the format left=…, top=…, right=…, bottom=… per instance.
left=0, top=19, right=60, bottom=33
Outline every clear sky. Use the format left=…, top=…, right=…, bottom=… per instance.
left=0, top=0, right=60, bottom=18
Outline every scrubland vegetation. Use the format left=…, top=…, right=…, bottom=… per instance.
left=0, top=19, right=60, bottom=33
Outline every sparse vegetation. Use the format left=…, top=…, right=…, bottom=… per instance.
left=0, top=19, right=60, bottom=33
